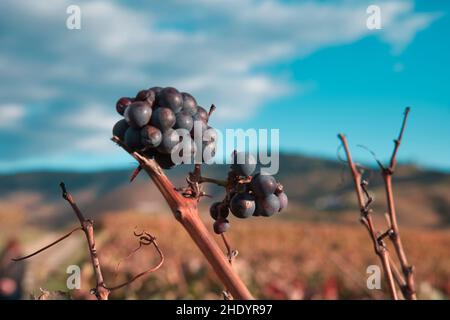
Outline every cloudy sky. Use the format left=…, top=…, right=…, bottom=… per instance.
left=0, top=0, right=449, bottom=172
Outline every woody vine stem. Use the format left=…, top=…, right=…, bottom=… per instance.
left=13, top=182, right=164, bottom=300
left=111, top=135, right=254, bottom=300
left=338, top=107, right=416, bottom=300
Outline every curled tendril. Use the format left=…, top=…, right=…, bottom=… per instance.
left=106, top=228, right=164, bottom=292
left=357, top=144, right=385, bottom=171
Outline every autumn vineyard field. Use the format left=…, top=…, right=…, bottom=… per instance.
left=2, top=210, right=449, bottom=300
left=2, top=0, right=450, bottom=312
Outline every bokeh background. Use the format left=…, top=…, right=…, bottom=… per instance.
left=0, top=0, right=449, bottom=300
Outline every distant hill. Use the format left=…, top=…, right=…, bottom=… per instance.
left=0, top=153, right=449, bottom=229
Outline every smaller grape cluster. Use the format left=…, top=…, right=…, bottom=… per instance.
left=112, top=86, right=216, bottom=169
left=210, top=152, right=288, bottom=234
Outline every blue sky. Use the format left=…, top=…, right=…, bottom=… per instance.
left=0, top=0, right=449, bottom=172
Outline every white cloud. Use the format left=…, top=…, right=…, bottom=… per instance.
left=60, top=103, right=119, bottom=153
left=72, top=133, right=114, bottom=153
left=64, top=103, right=118, bottom=131
left=378, top=2, right=442, bottom=54
left=0, top=104, right=25, bottom=128
left=177, top=73, right=293, bottom=120
left=0, top=0, right=441, bottom=158
left=0, top=0, right=439, bottom=114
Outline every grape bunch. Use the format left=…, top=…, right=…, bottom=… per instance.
left=112, top=86, right=216, bottom=169
left=210, top=151, right=288, bottom=234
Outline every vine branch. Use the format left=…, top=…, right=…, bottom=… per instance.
left=338, top=134, right=398, bottom=299
left=382, top=107, right=416, bottom=300
left=13, top=182, right=164, bottom=300
left=59, top=182, right=110, bottom=300
left=337, top=107, right=416, bottom=300
left=12, top=227, right=82, bottom=262
left=111, top=136, right=254, bottom=300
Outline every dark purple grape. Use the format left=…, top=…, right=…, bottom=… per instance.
left=181, top=92, right=198, bottom=116
left=116, top=97, right=133, bottom=115
left=141, top=125, right=162, bottom=148
left=230, top=193, right=255, bottom=219
left=158, top=87, right=183, bottom=113
left=250, top=173, right=277, bottom=197
left=149, top=86, right=163, bottom=94
left=219, top=203, right=230, bottom=218
left=150, top=107, right=176, bottom=132
left=210, top=202, right=221, bottom=220
left=142, top=148, right=157, bottom=159
left=231, top=152, right=256, bottom=176
left=157, top=129, right=180, bottom=154
left=112, top=119, right=129, bottom=141
left=209, top=202, right=230, bottom=220
left=174, top=111, right=194, bottom=131
left=124, top=101, right=152, bottom=128
left=277, top=192, right=288, bottom=212
left=124, top=127, right=144, bottom=151
left=151, top=87, right=164, bottom=107
left=154, top=153, right=175, bottom=169
left=135, top=89, right=155, bottom=106
left=193, top=106, right=208, bottom=123
left=213, top=218, right=230, bottom=234
left=135, top=90, right=147, bottom=101
left=256, top=194, right=280, bottom=217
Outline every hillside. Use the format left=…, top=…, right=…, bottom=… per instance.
left=1, top=153, right=449, bottom=229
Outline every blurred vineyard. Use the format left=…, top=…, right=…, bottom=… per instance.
left=2, top=211, right=449, bottom=300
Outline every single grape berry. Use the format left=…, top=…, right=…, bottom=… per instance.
left=210, top=202, right=229, bottom=220
left=149, top=86, right=163, bottom=94
left=174, top=111, right=194, bottom=131
left=231, top=151, right=256, bottom=176
left=141, top=125, right=162, bottom=148
left=219, top=203, right=230, bottom=218
left=213, top=218, right=230, bottom=234
left=193, top=106, right=209, bottom=123
left=277, top=192, right=288, bottom=212
left=157, top=129, right=180, bottom=154
left=181, top=92, right=198, bottom=116
left=116, top=97, right=133, bottom=115
left=230, top=193, right=255, bottom=219
left=250, top=173, right=277, bottom=197
left=135, top=89, right=155, bottom=106
left=256, top=194, right=280, bottom=217
left=154, top=153, right=175, bottom=169
left=150, top=107, right=176, bottom=132
left=124, top=127, right=144, bottom=151
left=112, top=119, right=129, bottom=141
left=124, top=101, right=152, bottom=128
left=210, top=202, right=221, bottom=220
left=158, top=87, right=183, bottom=113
